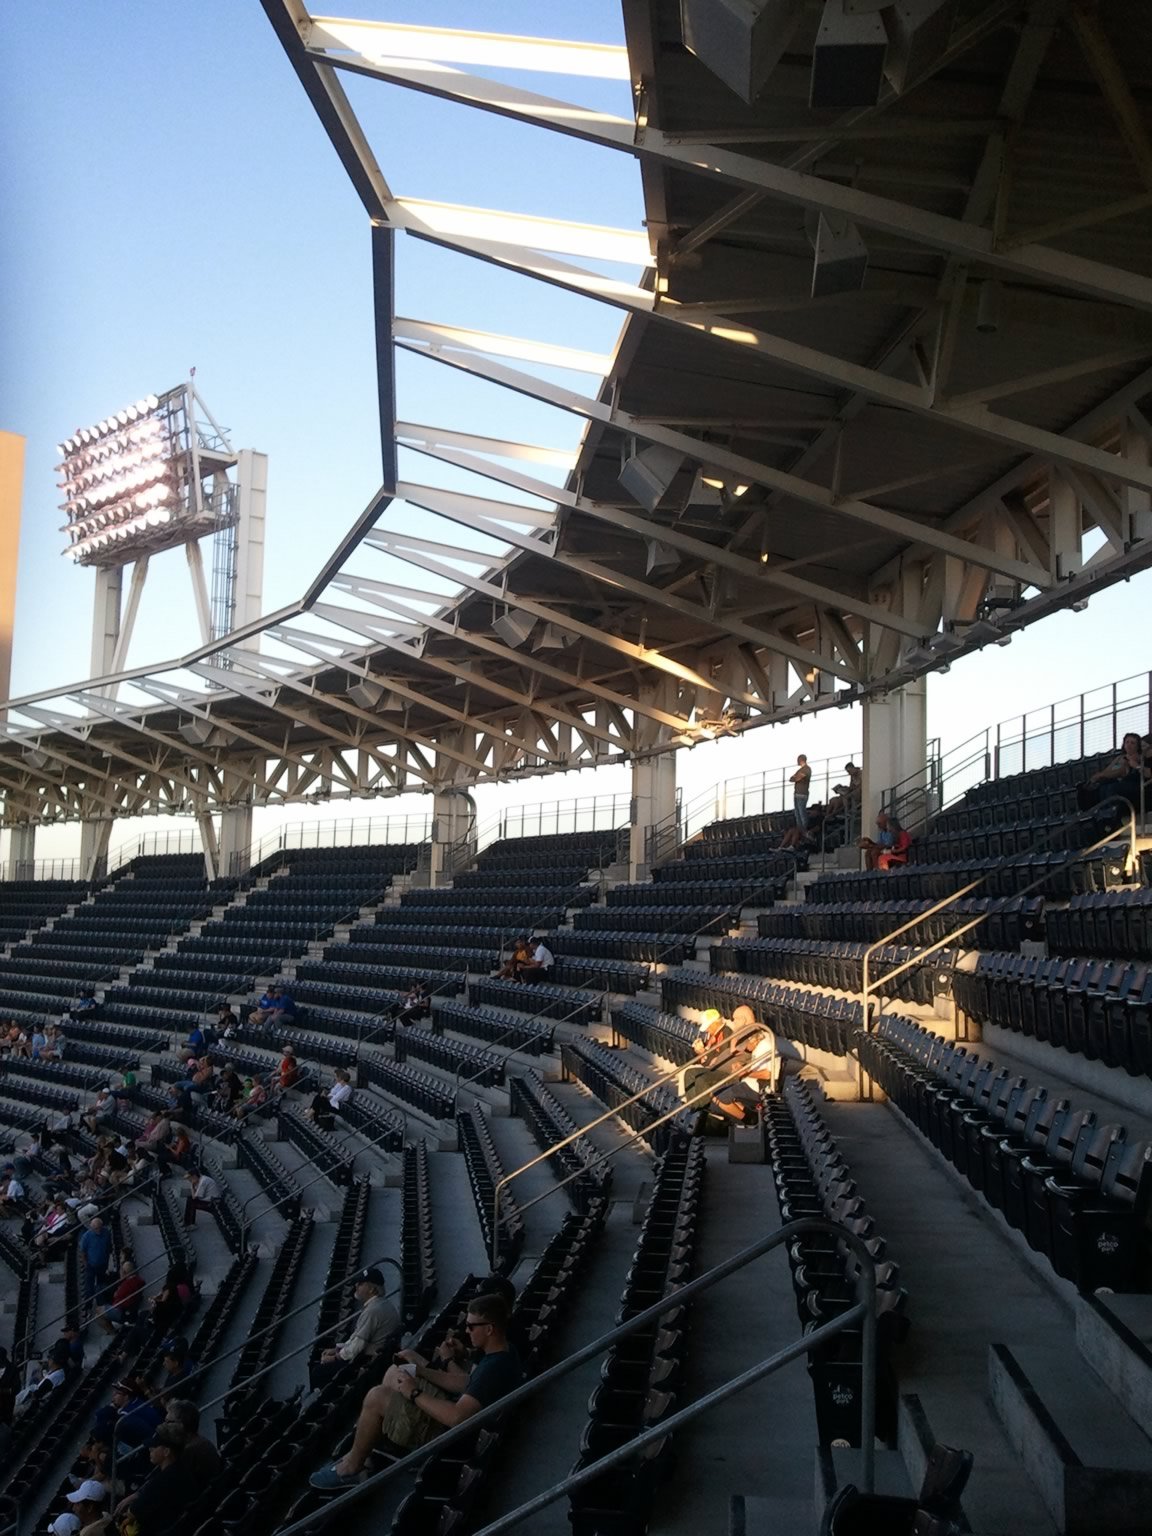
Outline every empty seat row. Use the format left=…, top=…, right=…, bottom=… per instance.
left=395, top=1026, right=505, bottom=1088
left=809, top=844, right=1127, bottom=905
left=964, top=753, right=1112, bottom=807
left=400, top=1141, right=436, bottom=1328
left=856, top=1014, right=1152, bottom=1291
left=576, top=904, right=731, bottom=935
left=278, top=1107, right=355, bottom=1186
left=432, top=999, right=555, bottom=1055
left=915, top=808, right=1110, bottom=864
left=457, top=1107, right=523, bottom=1267
left=610, top=1002, right=697, bottom=1066
left=954, top=952, right=1152, bottom=1075
left=226, top=1214, right=315, bottom=1417
left=509, top=1070, right=612, bottom=1211
left=711, top=936, right=954, bottom=1007
left=768, top=1079, right=907, bottom=1445
left=931, top=785, right=1081, bottom=836
left=654, top=850, right=803, bottom=884
left=453, top=862, right=603, bottom=889
left=357, top=1054, right=455, bottom=1120
left=561, top=1039, right=689, bottom=1151
left=1045, top=886, right=1152, bottom=959
left=757, top=897, right=1043, bottom=950
left=660, top=969, right=859, bottom=1058
left=551, top=954, right=652, bottom=993
left=608, top=877, right=784, bottom=908
left=476, top=830, right=623, bottom=871
left=467, top=976, right=603, bottom=1025
left=549, top=929, right=696, bottom=964
left=401, top=882, right=596, bottom=909
left=568, top=1136, right=703, bottom=1536
left=375, top=902, right=569, bottom=930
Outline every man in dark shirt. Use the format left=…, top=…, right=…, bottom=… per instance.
left=165, top=1399, right=222, bottom=1481
left=310, top=1293, right=523, bottom=1488
left=118, top=1422, right=196, bottom=1534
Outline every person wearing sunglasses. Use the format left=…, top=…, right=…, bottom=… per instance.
left=310, top=1292, right=523, bottom=1490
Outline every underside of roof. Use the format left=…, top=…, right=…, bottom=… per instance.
left=4, top=0, right=1152, bottom=828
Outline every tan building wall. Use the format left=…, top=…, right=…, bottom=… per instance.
left=0, top=432, right=25, bottom=709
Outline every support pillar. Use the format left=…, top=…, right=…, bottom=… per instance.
left=629, top=751, right=678, bottom=881
left=219, top=800, right=253, bottom=880
left=429, top=788, right=476, bottom=887
left=196, top=807, right=220, bottom=882
left=90, top=566, right=124, bottom=678
left=861, top=678, right=928, bottom=837
left=7, top=824, right=35, bottom=881
left=628, top=679, right=680, bottom=882
left=79, top=820, right=112, bottom=883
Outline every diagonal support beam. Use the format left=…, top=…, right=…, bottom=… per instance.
left=395, top=343, right=1051, bottom=589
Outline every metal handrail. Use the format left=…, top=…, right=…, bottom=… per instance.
left=494, top=1036, right=775, bottom=1268
left=858, top=795, right=1140, bottom=1040
left=272, top=1214, right=877, bottom=1536
left=485, top=861, right=797, bottom=1259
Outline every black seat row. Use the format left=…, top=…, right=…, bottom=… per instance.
left=376, top=901, right=569, bottom=930
left=769, top=1079, right=907, bottom=1445
left=654, top=851, right=803, bottom=885
left=403, top=882, right=596, bottom=909
left=568, top=1136, right=703, bottom=1536
left=396, top=1025, right=506, bottom=1089
left=660, top=969, right=859, bottom=1057
left=476, top=829, right=623, bottom=870
left=1045, top=885, right=1152, bottom=959
left=809, top=845, right=1128, bottom=905
left=278, top=1108, right=355, bottom=1186
left=432, top=1000, right=555, bottom=1055
left=549, top=929, right=696, bottom=964
left=457, top=1107, right=523, bottom=1266
left=400, top=1140, right=436, bottom=1328
left=757, top=897, right=1043, bottom=950
left=915, top=808, right=1110, bottom=864
left=310, top=1176, right=371, bottom=1368
left=235, top=1130, right=301, bottom=1218
left=330, top=940, right=495, bottom=973
left=964, top=753, right=1111, bottom=807
left=608, top=877, right=784, bottom=908
left=953, top=952, right=1152, bottom=1075
left=551, top=954, right=652, bottom=993
left=509, top=1070, right=612, bottom=1211
left=711, top=935, right=954, bottom=1006
left=468, top=976, right=603, bottom=1025
left=357, top=1054, right=455, bottom=1120
left=561, top=1038, right=688, bottom=1151
left=856, top=1014, right=1152, bottom=1291
left=610, top=1001, right=697, bottom=1065
left=575, top=904, right=731, bottom=935
left=335, top=1091, right=405, bottom=1153
left=453, top=862, right=602, bottom=889
left=225, top=1215, right=315, bottom=1420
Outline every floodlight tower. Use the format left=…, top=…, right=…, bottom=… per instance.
left=55, top=383, right=267, bottom=875
left=57, top=382, right=266, bottom=675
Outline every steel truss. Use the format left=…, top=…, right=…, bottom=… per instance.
left=5, top=0, right=1152, bottom=830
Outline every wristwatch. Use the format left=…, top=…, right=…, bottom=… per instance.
left=411, top=1386, right=422, bottom=1403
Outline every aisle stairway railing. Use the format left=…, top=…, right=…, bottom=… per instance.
left=273, top=1215, right=879, bottom=1536
left=491, top=1024, right=766, bottom=1267
left=858, top=794, right=1141, bottom=1041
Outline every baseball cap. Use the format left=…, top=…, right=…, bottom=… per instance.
left=360, top=1267, right=385, bottom=1287
left=66, top=1481, right=107, bottom=1505
left=48, top=1517, right=81, bottom=1536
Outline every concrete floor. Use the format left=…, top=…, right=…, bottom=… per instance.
left=820, top=1097, right=1063, bottom=1536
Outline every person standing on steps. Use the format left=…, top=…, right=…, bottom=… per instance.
left=791, top=754, right=812, bottom=829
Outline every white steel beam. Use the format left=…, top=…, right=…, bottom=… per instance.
left=305, top=19, right=632, bottom=80
left=395, top=343, right=1051, bottom=589
left=314, top=48, right=1152, bottom=314
left=396, top=429, right=928, bottom=638
left=394, top=318, right=614, bottom=378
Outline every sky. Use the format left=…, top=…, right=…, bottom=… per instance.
left=2, top=2, right=1151, bottom=868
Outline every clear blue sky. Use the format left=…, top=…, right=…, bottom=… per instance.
left=2, top=3, right=1150, bottom=863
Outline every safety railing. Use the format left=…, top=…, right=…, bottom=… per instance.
left=646, top=749, right=861, bottom=867
left=273, top=1215, right=878, bottom=1536
left=247, top=811, right=432, bottom=869
left=491, top=1024, right=767, bottom=1267
left=858, top=795, right=1141, bottom=1044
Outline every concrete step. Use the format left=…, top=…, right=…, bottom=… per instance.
left=730, top=1493, right=814, bottom=1536
left=989, top=1341, right=1152, bottom=1536
left=1076, top=1294, right=1152, bottom=1430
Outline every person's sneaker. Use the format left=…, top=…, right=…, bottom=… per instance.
left=309, top=1462, right=363, bottom=1491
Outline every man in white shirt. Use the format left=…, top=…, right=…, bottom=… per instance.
left=182, top=1168, right=222, bottom=1227
left=519, top=940, right=554, bottom=983
left=711, top=1005, right=777, bottom=1125
left=313, top=1266, right=401, bottom=1386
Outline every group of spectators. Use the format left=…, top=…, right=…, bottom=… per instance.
left=493, top=936, right=555, bottom=983
left=0, top=1018, right=68, bottom=1061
